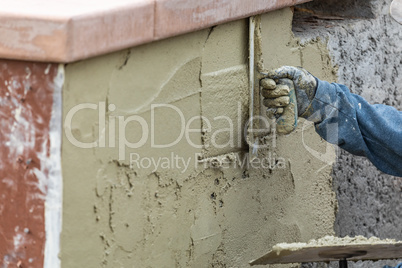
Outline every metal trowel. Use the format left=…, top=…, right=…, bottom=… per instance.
left=248, top=15, right=298, bottom=160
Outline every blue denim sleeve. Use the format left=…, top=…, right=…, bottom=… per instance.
left=304, top=78, right=402, bottom=177
left=383, top=263, right=402, bottom=268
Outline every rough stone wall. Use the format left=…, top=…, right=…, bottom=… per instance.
left=294, top=0, right=402, bottom=267
left=60, top=8, right=338, bottom=268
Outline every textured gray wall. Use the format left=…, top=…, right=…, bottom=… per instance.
left=294, top=0, right=402, bottom=267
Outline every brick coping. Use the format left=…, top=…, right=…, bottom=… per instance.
left=0, top=0, right=309, bottom=63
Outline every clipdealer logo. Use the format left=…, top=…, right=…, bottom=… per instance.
left=64, top=102, right=272, bottom=159
left=64, top=101, right=337, bottom=170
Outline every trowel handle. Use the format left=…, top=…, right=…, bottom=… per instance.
left=275, top=78, right=298, bottom=134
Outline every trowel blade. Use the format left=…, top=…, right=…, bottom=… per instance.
left=250, top=243, right=402, bottom=266
left=248, top=15, right=261, bottom=162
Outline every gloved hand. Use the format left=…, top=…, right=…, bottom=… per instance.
left=260, top=66, right=317, bottom=118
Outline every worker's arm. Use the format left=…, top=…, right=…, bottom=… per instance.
left=306, top=78, right=402, bottom=177
left=262, top=66, right=402, bottom=177
left=384, top=263, right=402, bottom=268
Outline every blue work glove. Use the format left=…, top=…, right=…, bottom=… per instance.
left=261, top=66, right=317, bottom=118
left=383, top=263, right=402, bottom=268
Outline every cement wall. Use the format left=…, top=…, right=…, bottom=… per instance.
left=60, top=8, right=338, bottom=268
left=295, top=0, right=402, bottom=267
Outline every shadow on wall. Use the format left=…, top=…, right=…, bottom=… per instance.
left=295, top=0, right=375, bottom=19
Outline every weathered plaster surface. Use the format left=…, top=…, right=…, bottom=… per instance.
left=61, top=8, right=338, bottom=267
left=294, top=0, right=402, bottom=267
left=0, top=61, right=60, bottom=268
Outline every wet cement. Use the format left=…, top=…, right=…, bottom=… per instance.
left=60, top=8, right=339, bottom=268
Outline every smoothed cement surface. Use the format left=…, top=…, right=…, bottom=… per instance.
left=61, top=8, right=338, bottom=268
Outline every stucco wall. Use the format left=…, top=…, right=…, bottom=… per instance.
left=60, top=8, right=338, bottom=268
left=295, top=0, right=402, bottom=267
